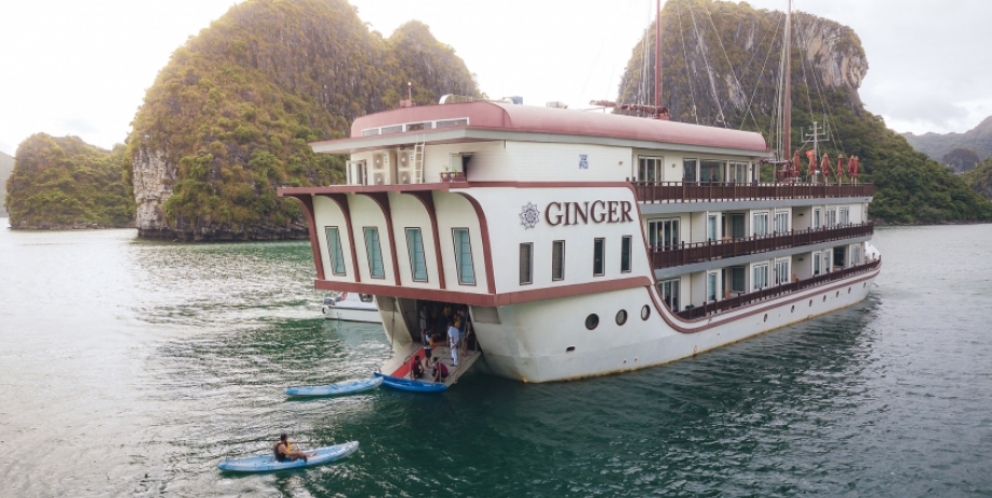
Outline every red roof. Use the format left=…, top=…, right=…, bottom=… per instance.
left=339, top=101, right=768, bottom=152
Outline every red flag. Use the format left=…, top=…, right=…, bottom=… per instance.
left=821, top=153, right=831, bottom=178
left=836, top=155, right=847, bottom=179
left=850, top=156, right=860, bottom=178
left=806, top=150, right=816, bottom=177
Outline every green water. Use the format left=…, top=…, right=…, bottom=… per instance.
left=1, top=221, right=991, bottom=497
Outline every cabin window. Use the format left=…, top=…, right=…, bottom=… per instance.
left=730, top=266, right=746, bottom=294
left=813, top=208, right=822, bottom=229
left=649, top=219, right=679, bottom=249
left=405, top=228, right=428, bottom=282
left=774, top=258, right=790, bottom=285
left=730, top=214, right=745, bottom=239
left=753, top=264, right=769, bottom=290
left=833, top=246, right=847, bottom=268
left=813, top=251, right=822, bottom=275
left=851, top=244, right=863, bottom=265
left=347, top=160, right=367, bottom=186
left=826, top=208, right=837, bottom=227
left=729, top=162, right=749, bottom=183
left=683, top=159, right=698, bottom=182
left=359, top=294, right=374, bottom=303
left=452, top=228, right=476, bottom=285
left=593, top=238, right=605, bottom=276
left=324, top=226, right=347, bottom=276
left=638, top=156, right=663, bottom=182
left=363, top=227, right=385, bottom=279
left=621, top=236, right=632, bottom=273
left=753, top=212, right=769, bottom=236
left=707, top=215, right=719, bottom=241
left=700, top=160, right=726, bottom=182
left=824, top=249, right=833, bottom=272
left=552, top=240, right=565, bottom=281
left=839, top=207, right=850, bottom=225
left=774, top=211, right=789, bottom=234
left=657, top=278, right=680, bottom=312
left=707, top=272, right=719, bottom=302
left=519, top=243, right=533, bottom=285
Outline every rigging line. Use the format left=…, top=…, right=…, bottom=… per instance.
left=638, top=5, right=652, bottom=109
left=699, top=0, right=756, bottom=129
left=676, top=0, right=699, bottom=124
left=738, top=10, right=777, bottom=84
left=773, top=9, right=789, bottom=158
left=685, top=0, right=727, bottom=127
left=798, top=14, right=847, bottom=153
left=795, top=17, right=816, bottom=125
left=739, top=14, right=782, bottom=131
left=603, top=0, right=640, bottom=104
left=576, top=0, right=630, bottom=105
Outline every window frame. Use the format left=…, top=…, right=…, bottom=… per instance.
left=451, top=227, right=476, bottom=286
left=552, top=240, right=566, bottom=281
left=707, top=271, right=719, bottom=302
left=752, top=212, right=769, bottom=237
left=707, top=214, right=719, bottom=241
left=362, top=226, right=385, bottom=280
left=593, top=237, right=606, bottom=277
left=519, top=242, right=534, bottom=285
left=405, top=227, right=428, bottom=283
left=657, top=278, right=680, bottom=312
left=774, top=211, right=789, bottom=234
left=637, top=156, right=664, bottom=182
left=648, top=218, right=680, bottom=249
left=324, top=226, right=347, bottom=276
left=620, top=235, right=633, bottom=273
left=683, top=158, right=698, bottom=182
left=752, top=263, right=769, bottom=291
left=774, top=257, right=790, bottom=285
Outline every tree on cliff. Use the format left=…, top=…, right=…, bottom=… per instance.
left=616, top=0, right=992, bottom=224
left=5, top=134, right=134, bottom=229
left=129, top=0, right=480, bottom=241
left=941, top=148, right=981, bottom=173
left=961, top=157, right=992, bottom=201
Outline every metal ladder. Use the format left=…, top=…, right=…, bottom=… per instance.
left=413, top=142, right=425, bottom=183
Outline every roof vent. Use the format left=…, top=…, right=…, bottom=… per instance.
left=439, top=94, right=480, bottom=105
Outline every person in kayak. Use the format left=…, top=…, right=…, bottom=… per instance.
left=432, top=357, right=449, bottom=383
left=274, top=433, right=313, bottom=463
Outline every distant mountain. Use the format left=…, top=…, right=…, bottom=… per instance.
left=617, top=0, right=992, bottom=224
left=0, top=150, right=13, bottom=217
left=5, top=134, right=134, bottom=229
left=962, top=157, right=992, bottom=200
left=130, top=0, right=480, bottom=241
left=903, top=116, right=992, bottom=163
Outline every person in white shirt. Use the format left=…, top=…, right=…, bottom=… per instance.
left=447, top=319, right=460, bottom=367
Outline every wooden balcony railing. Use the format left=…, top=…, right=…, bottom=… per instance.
left=651, top=222, right=874, bottom=269
left=632, top=181, right=875, bottom=203
left=674, top=258, right=881, bottom=320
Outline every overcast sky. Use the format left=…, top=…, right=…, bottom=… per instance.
left=1, top=0, right=989, bottom=156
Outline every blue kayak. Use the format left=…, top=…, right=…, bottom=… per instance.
left=374, top=372, right=448, bottom=393
left=285, top=376, right=383, bottom=397
left=218, top=441, right=359, bottom=473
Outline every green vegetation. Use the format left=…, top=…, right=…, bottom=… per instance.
left=130, top=0, right=479, bottom=239
left=904, top=116, right=992, bottom=162
left=4, top=134, right=134, bottom=228
left=941, top=148, right=981, bottom=173
left=617, top=0, right=992, bottom=224
left=961, top=157, right=992, bottom=200
left=0, top=150, right=13, bottom=217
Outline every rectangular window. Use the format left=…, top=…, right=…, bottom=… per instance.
left=707, top=272, right=719, bottom=302
left=700, top=160, right=726, bottom=182
left=707, top=215, right=719, bottom=241
left=324, top=227, right=347, bottom=276
left=519, top=243, right=533, bottom=285
left=405, top=228, right=428, bottom=282
left=683, top=159, right=698, bottom=182
left=774, top=258, right=790, bottom=285
left=649, top=219, right=680, bottom=248
left=753, top=212, right=769, bottom=236
left=730, top=266, right=745, bottom=293
left=657, top=278, right=680, bottom=311
left=813, top=251, right=822, bottom=275
left=753, top=264, right=769, bottom=290
left=851, top=244, right=863, bottom=265
left=839, top=208, right=850, bottom=225
left=593, top=238, right=605, bottom=276
left=774, top=211, right=789, bottom=233
left=729, top=162, right=749, bottom=183
left=730, top=214, right=745, bottom=239
left=621, top=236, right=632, bottom=273
left=552, top=240, right=565, bottom=281
left=824, top=249, right=833, bottom=272
left=826, top=208, right=837, bottom=227
left=452, top=228, right=476, bottom=285
left=638, top=156, right=663, bottom=182
left=363, top=227, right=385, bottom=279
left=813, top=208, right=822, bottom=229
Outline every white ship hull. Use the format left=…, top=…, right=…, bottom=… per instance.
left=475, top=268, right=878, bottom=383
left=322, top=306, right=381, bottom=323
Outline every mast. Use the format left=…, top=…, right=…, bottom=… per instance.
left=783, top=0, right=792, bottom=160
left=654, top=0, right=662, bottom=109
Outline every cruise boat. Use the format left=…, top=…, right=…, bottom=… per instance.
left=278, top=96, right=880, bottom=383
left=321, top=292, right=381, bottom=323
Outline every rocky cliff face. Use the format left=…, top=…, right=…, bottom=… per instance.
left=903, top=116, right=992, bottom=163
left=618, top=0, right=866, bottom=128
left=130, top=0, right=479, bottom=241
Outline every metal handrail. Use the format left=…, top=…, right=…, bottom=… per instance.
left=632, top=181, right=875, bottom=203
left=650, top=222, right=874, bottom=269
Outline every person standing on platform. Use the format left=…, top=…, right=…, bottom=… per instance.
left=447, top=319, right=460, bottom=367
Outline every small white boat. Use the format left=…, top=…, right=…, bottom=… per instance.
left=321, top=292, right=381, bottom=323
left=285, top=376, right=383, bottom=397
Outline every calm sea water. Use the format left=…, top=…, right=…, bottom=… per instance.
left=1, top=219, right=991, bottom=497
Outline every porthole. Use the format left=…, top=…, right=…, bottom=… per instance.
left=791, top=305, right=795, bottom=313
left=616, top=309, right=628, bottom=326
left=763, top=314, right=768, bottom=322
left=585, top=314, right=600, bottom=330
left=566, top=346, right=576, bottom=353
left=641, top=305, right=651, bottom=321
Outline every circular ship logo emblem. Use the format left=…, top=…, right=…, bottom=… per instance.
left=520, top=202, right=540, bottom=229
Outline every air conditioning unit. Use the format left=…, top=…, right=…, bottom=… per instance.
left=373, top=172, right=386, bottom=185
left=398, top=171, right=412, bottom=184
left=396, top=149, right=415, bottom=185
left=372, top=151, right=395, bottom=185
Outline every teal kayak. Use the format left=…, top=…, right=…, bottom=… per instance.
left=285, top=376, right=383, bottom=397
left=217, top=441, right=359, bottom=473
left=374, top=372, right=448, bottom=393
